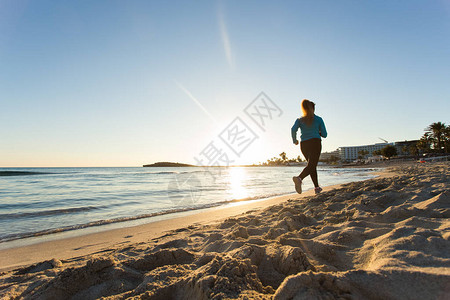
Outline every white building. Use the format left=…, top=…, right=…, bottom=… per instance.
left=338, top=143, right=393, bottom=162
left=320, top=149, right=340, bottom=161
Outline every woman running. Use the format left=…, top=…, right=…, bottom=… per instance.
left=291, top=99, right=327, bottom=194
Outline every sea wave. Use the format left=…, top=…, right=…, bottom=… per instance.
left=151, top=171, right=180, bottom=175
left=136, top=170, right=206, bottom=175
left=0, top=191, right=291, bottom=243
left=0, top=171, right=54, bottom=176
left=0, top=206, right=103, bottom=220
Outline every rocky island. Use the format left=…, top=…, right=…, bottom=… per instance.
left=143, top=162, right=196, bottom=167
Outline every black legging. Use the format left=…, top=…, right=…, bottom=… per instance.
left=299, top=138, right=322, bottom=187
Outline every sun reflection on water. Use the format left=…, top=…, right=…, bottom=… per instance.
left=228, top=167, right=248, bottom=200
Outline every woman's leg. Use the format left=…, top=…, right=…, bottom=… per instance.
left=298, top=140, right=312, bottom=179
left=308, top=139, right=322, bottom=187
left=299, top=139, right=322, bottom=187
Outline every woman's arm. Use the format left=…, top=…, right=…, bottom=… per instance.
left=319, top=117, right=327, bottom=138
left=291, top=119, right=300, bottom=144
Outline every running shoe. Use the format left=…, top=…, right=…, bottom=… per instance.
left=292, top=176, right=302, bottom=194
left=314, top=187, right=323, bottom=194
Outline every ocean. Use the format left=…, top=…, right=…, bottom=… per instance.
left=0, top=166, right=377, bottom=247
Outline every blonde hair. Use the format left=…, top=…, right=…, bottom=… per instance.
left=301, top=99, right=315, bottom=125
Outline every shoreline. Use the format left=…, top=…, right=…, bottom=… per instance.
left=0, top=166, right=388, bottom=271
left=0, top=182, right=346, bottom=272
left=0, top=192, right=297, bottom=246
left=0, top=166, right=382, bottom=251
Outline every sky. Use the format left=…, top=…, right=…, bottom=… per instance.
left=1, top=0, right=449, bottom=167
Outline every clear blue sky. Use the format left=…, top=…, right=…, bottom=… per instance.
left=1, top=0, right=449, bottom=167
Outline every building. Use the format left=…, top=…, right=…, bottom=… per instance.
left=338, top=143, right=392, bottom=162
left=394, top=140, right=419, bottom=156
left=338, top=140, right=420, bottom=162
left=320, top=149, right=340, bottom=161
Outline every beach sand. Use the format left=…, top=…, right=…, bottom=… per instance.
left=1, top=162, right=449, bottom=299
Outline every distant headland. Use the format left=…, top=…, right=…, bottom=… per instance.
left=143, top=162, right=196, bottom=167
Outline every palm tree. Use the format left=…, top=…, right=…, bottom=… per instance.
left=373, top=150, right=382, bottom=156
left=279, top=152, right=287, bottom=163
left=444, top=125, right=450, bottom=153
left=358, top=150, right=369, bottom=158
left=417, top=132, right=432, bottom=154
left=402, top=145, right=410, bottom=155
left=381, top=145, right=397, bottom=159
left=426, top=122, right=446, bottom=153
left=409, top=144, right=418, bottom=156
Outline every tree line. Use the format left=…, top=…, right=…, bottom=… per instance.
left=363, top=122, right=449, bottom=160
left=417, top=122, right=450, bottom=154
left=259, top=152, right=303, bottom=166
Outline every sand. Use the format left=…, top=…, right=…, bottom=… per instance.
left=0, top=162, right=449, bottom=299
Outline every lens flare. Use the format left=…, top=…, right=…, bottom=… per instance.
left=227, top=167, right=248, bottom=200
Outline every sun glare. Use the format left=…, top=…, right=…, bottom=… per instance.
left=228, top=167, right=248, bottom=200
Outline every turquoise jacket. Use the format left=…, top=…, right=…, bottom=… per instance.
left=291, top=115, right=327, bottom=143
